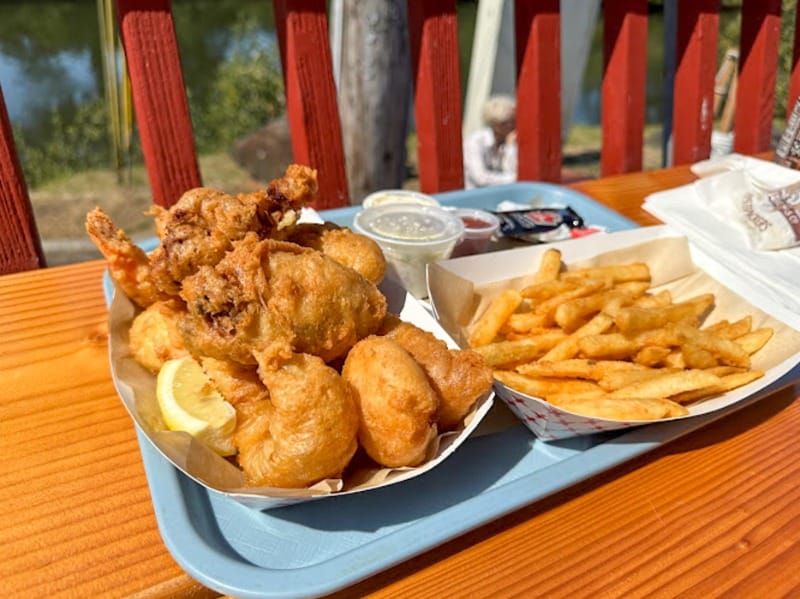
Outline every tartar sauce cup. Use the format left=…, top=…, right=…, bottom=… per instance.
left=448, top=208, right=501, bottom=257
left=353, top=203, right=464, bottom=298
left=362, top=189, right=440, bottom=209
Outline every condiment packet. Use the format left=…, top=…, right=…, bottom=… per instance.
left=492, top=201, right=602, bottom=243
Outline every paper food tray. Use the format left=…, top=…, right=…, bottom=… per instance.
left=107, top=276, right=493, bottom=511
left=428, top=225, right=800, bottom=440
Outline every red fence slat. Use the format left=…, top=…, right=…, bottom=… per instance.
left=671, top=0, right=720, bottom=165
left=115, top=0, right=201, bottom=208
left=274, top=0, right=349, bottom=208
left=408, top=0, right=464, bottom=193
left=0, top=86, right=45, bottom=274
left=514, top=0, right=562, bottom=182
left=734, top=0, right=782, bottom=154
left=601, top=0, right=648, bottom=176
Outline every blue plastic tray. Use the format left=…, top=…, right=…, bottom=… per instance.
left=111, top=182, right=780, bottom=598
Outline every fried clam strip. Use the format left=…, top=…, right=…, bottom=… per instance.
left=85, top=207, right=172, bottom=308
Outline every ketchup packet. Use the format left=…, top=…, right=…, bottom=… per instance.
left=492, top=206, right=585, bottom=243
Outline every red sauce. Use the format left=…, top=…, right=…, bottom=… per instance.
left=460, top=216, right=491, bottom=229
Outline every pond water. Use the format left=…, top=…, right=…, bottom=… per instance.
left=0, top=1, right=672, bottom=143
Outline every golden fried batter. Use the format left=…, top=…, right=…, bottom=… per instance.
left=284, top=222, right=387, bottom=284
left=381, top=315, right=494, bottom=431
left=85, top=208, right=173, bottom=308
left=128, top=299, right=189, bottom=372
left=343, top=336, right=439, bottom=468
left=233, top=352, right=359, bottom=488
left=179, top=234, right=387, bottom=365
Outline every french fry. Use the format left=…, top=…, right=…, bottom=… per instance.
left=704, top=315, right=752, bottom=339
left=494, top=370, right=603, bottom=398
left=632, top=345, right=672, bottom=367
left=735, top=327, right=774, bottom=355
left=634, top=289, right=672, bottom=308
left=504, top=311, right=549, bottom=334
left=680, top=343, right=718, bottom=369
left=531, top=248, right=563, bottom=283
left=614, top=294, right=714, bottom=333
left=540, top=312, right=614, bottom=361
left=598, top=367, right=681, bottom=392
left=671, top=370, right=764, bottom=404
left=578, top=333, right=638, bottom=360
left=545, top=395, right=688, bottom=420
left=532, top=279, right=609, bottom=320
left=520, top=279, right=580, bottom=300
left=469, top=289, right=523, bottom=347
left=517, top=358, right=646, bottom=381
left=608, top=369, right=721, bottom=400
left=473, top=331, right=567, bottom=367
left=675, top=322, right=750, bottom=368
left=560, top=262, right=650, bottom=284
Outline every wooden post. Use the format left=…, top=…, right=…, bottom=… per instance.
left=733, top=0, right=781, bottom=154
left=0, top=85, right=46, bottom=274
left=601, top=0, right=648, bottom=176
left=274, top=0, right=350, bottom=208
left=515, top=0, right=562, bottom=182
left=338, top=0, right=412, bottom=203
left=115, top=0, right=201, bottom=208
left=407, top=0, right=464, bottom=193
left=671, top=0, right=720, bottom=165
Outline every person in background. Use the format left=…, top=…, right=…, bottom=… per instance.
left=463, top=95, right=517, bottom=189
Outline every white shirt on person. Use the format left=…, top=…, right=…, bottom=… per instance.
left=463, top=126, right=517, bottom=189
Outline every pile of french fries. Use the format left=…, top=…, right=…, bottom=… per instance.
left=468, top=248, right=773, bottom=421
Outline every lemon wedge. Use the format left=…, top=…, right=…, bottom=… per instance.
left=156, top=356, right=237, bottom=456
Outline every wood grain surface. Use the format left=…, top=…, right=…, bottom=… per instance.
left=2, top=162, right=799, bottom=598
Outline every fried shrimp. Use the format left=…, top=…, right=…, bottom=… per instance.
left=85, top=207, right=170, bottom=308
left=128, top=299, right=189, bottom=372
left=381, top=315, right=494, bottom=431
left=232, top=352, right=359, bottom=488
left=283, top=222, right=387, bottom=284
left=343, top=336, right=439, bottom=468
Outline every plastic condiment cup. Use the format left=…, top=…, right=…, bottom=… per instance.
left=353, top=204, right=464, bottom=298
left=362, top=189, right=441, bottom=209
left=448, top=207, right=501, bottom=257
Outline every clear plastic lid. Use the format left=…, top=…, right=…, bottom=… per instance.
left=353, top=204, right=464, bottom=247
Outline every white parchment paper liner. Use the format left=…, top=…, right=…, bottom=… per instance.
left=428, top=226, right=800, bottom=441
left=109, top=278, right=493, bottom=510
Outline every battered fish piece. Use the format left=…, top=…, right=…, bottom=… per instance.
left=381, top=315, right=494, bottom=431
left=343, top=336, right=439, bottom=468
left=179, top=234, right=387, bottom=365
left=128, top=299, right=189, bottom=372
left=283, top=222, right=387, bottom=284
left=231, top=352, right=359, bottom=488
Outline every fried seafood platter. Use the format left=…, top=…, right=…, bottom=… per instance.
left=89, top=165, right=494, bottom=508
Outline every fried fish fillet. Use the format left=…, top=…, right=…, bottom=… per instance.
left=381, top=315, right=494, bottom=431
left=283, top=222, right=387, bottom=284
left=233, top=352, right=359, bottom=488
left=179, top=234, right=387, bottom=365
